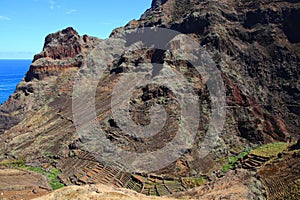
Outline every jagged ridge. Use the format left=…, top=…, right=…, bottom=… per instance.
left=0, top=0, right=299, bottom=199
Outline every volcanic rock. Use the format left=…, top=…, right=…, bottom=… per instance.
left=0, top=0, right=299, bottom=199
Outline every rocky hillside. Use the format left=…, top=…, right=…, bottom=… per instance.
left=0, top=0, right=299, bottom=199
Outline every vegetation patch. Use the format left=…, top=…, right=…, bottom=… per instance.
left=25, top=166, right=64, bottom=190
left=181, top=177, right=206, bottom=189
left=0, top=159, right=64, bottom=190
left=221, top=148, right=251, bottom=174
left=250, top=142, right=288, bottom=158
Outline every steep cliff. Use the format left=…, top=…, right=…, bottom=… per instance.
left=0, top=0, right=299, bottom=199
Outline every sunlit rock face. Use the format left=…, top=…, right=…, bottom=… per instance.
left=0, top=0, right=299, bottom=199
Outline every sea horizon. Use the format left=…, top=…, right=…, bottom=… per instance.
left=0, top=59, right=31, bottom=104
left=0, top=58, right=32, bottom=60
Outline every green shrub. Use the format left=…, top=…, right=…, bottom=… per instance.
left=23, top=166, right=65, bottom=190
left=221, top=148, right=251, bottom=173
left=4, top=161, right=64, bottom=190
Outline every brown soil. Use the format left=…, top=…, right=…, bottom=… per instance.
left=258, top=150, right=300, bottom=200
left=33, top=169, right=258, bottom=200
left=0, top=167, right=51, bottom=200
left=170, top=169, right=255, bottom=200
left=33, top=184, right=176, bottom=200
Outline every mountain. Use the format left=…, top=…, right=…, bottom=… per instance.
left=0, top=0, right=299, bottom=199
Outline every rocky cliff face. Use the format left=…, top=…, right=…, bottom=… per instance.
left=0, top=0, right=299, bottom=199
left=26, top=27, right=100, bottom=81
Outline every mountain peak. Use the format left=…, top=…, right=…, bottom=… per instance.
left=0, top=1, right=299, bottom=199
left=151, top=0, right=168, bottom=8
left=33, top=27, right=81, bottom=62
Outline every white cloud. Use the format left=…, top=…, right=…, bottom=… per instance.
left=49, top=0, right=60, bottom=10
left=49, top=0, right=55, bottom=9
left=66, top=9, right=77, bottom=15
left=0, top=16, right=11, bottom=21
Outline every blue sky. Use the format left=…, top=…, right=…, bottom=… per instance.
left=0, top=0, right=151, bottom=59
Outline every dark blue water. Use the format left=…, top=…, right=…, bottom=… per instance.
left=0, top=59, right=31, bottom=104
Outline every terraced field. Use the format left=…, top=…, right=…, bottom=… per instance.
left=238, top=143, right=300, bottom=199
left=258, top=151, right=300, bottom=200
left=57, top=150, right=203, bottom=196
left=242, top=142, right=289, bottom=170
left=58, top=144, right=299, bottom=198
left=242, top=154, right=269, bottom=170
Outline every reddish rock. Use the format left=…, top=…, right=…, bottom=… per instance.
left=0, top=0, right=299, bottom=199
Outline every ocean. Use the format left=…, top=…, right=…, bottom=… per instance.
left=0, top=59, right=31, bottom=105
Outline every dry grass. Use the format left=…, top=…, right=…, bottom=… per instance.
left=250, top=142, right=288, bottom=158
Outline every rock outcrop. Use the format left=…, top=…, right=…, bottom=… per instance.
left=25, top=27, right=100, bottom=82
left=0, top=0, right=299, bottom=199
left=151, top=0, right=168, bottom=9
